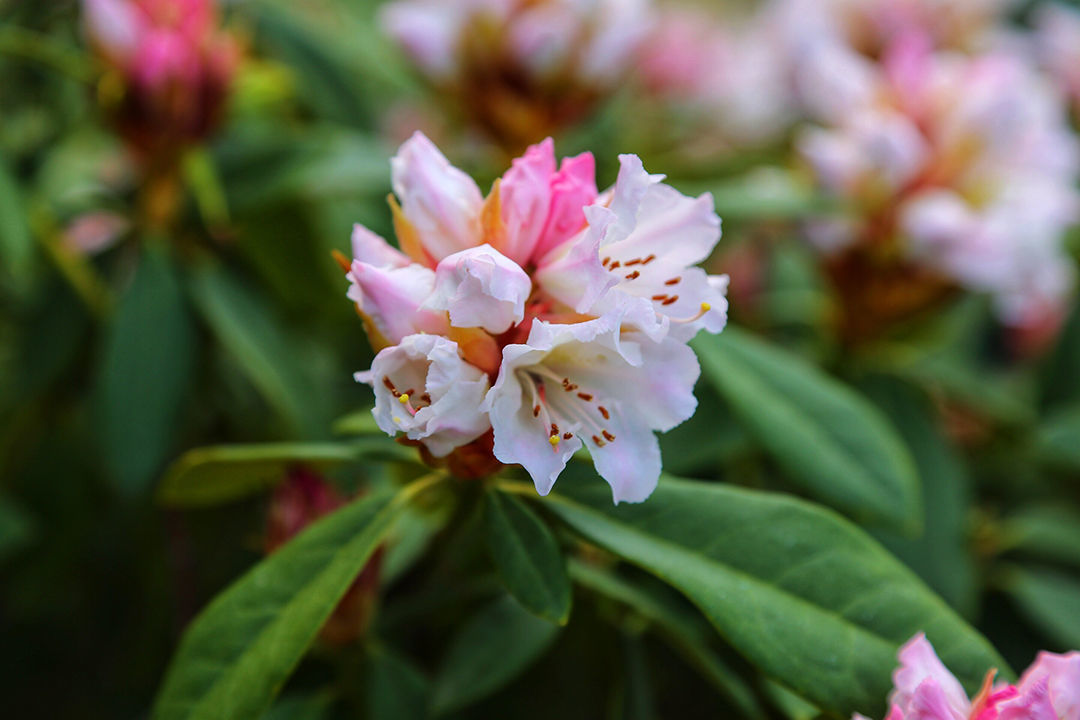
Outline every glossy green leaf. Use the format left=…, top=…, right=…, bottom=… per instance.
left=864, top=379, right=977, bottom=616
left=157, top=439, right=416, bottom=508
left=365, top=645, right=429, bottom=720
left=532, top=474, right=1006, bottom=718
left=188, top=265, right=323, bottom=436
left=261, top=693, right=333, bottom=720
left=569, top=560, right=766, bottom=719
left=1001, top=505, right=1080, bottom=570
left=152, top=476, right=439, bottom=720
left=97, top=242, right=197, bottom=496
left=430, top=594, right=561, bottom=715
left=1036, top=406, right=1080, bottom=470
left=695, top=328, right=921, bottom=531
left=1001, top=565, right=1080, bottom=650
left=484, top=489, right=571, bottom=624
left=0, top=154, right=34, bottom=290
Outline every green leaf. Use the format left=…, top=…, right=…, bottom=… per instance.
left=152, top=475, right=440, bottom=720
left=261, top=693, right=333, bottom=720
left=569, top=560, right=766, bottom=719
left=532, top=474, right=1007, bottom=718
left=0, top=496, right=36, bottom=563
left=0, top=153, right=34, bottom=290
left=484, top=489, right=571, bottom=624
left=1001, top=505, right=1080, bottom=570
left=695, top=328, right=921, bottom=531
left=1001, top=565, right=1080, bottom=650
left=1035, top=406, right=1080, bottom=470
left=332, top=409, right=382, bottom=436
left=97, top=242, right=197, bottom=496
left=430, top=594, right=561, bottom=715
left=188, top=264, right=324, bottom=436
left=157, top=439, right=416, bottom=508
left=365, top=645, right=429, bottom=720
left=863, top=379, right=977, bottom=616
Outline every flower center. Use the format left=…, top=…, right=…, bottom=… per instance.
left=520, top=366, right=616, bottom=450
left=383, top=376, right=432, bottom=420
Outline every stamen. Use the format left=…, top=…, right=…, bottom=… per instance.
left=642, top=254, right=657, bottom=265
left=601, top=256, right=611, bottom=267
left=398, top=394, right=410, bottom=404
left=533, top=404, right=541, bottom=417
left=625, top=258, right=643, bottom=266
left=602, top=430, right=615, bottom=442
left=651, top=294, right=668, bottom=301
left=592, top=434, right=606, bottom=447
left=624, top=270, right=640, bottom=280
left=577, top=392, right=593, bottom=402
left=563, top=432, right=573, bottom=440
left=608, top=261, right=621, bottom=271
left=421, top=393, right=432, bottom=404
left=598, top=406, right=610, bottom=420
left=551, top=423, right=560, bottom=436
left=661, top=295, right=680, bottom=306
left=549, top=434, right=560, bottom=446
left=671, top=303, right=713, bottom=324
left=664, top=277, right=681, bottom=286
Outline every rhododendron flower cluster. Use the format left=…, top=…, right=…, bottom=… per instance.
left=858, top=634, right=1080, bottom=720
left=347, top=133, right=728, bottom=503
left=793, top=34, right=1080, bottom=328
left=83, top=0, right=237, bottom=159
left=1034, top=4, right=1080, bottom=118
left=380, top=0, right=650, bottom=150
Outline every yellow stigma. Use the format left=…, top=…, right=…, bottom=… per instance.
left=700, top=302, right=711, bottom=312
left=549, top=434, right=560, bottom=446
left=398, top=394, right=410, bottom=404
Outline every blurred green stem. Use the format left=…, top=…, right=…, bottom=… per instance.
left=0, top=26, right=98, bottom=84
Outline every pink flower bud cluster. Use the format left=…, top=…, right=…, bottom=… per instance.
left=348, top=133, right=728, bottom=503
left=857, top=634, right=1079, bottom=720
left=792, top=33, right=1080, bottom=327
left=83, top=0, right=237, bottom=157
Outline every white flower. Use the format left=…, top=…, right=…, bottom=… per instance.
left=425, top=244, right=532, bottom=334
left=483, top=301, right=700, bottom=503
left=347, top=260, right=449, bottom=347
left=358, top=334, right=491, bottom=458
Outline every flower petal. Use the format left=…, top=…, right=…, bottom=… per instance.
left=391, top=132, right=484, bottom=264
left=351, top=224, right=410, bottom=269
left=425, top=244, right=532, bottom=334
left=347, top=260, right=449, bottom=346
left=891, top=634, right=971, bottom=720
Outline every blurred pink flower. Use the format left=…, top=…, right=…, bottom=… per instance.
left=794, top=35, right=1079, bottom=326
left=83, top=0, right=237, bottom=157
left=1034, top=4, right=1080, bottom=117
left=1002, top=651, right=1080, bottom=720
left=346, top=132, right=728, bottom=501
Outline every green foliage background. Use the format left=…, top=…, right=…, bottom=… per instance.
left=1, top=0, right=1079, bottom=718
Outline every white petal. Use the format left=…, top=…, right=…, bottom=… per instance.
left=535, top=205, right=618, bottom=313
left=361, top=334, right=490, bottom=457
left=391, top=132, right=484, bottom=263
left=351, top=224, right=410, bottom=269
left=425, top=244, right=532, bottom=334
left=347, top=260, right=448, bottom=345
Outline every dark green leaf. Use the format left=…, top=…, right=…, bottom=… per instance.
left=1001, top=565, right=1080, bottom=651
left=430, top=594, right=561, bottom=715
left=157, top=439, right=416, bottom=508
left=188, top=264, right=324, bottom=436
left=152, top=476, right=438, bottom=720
left=570, top=560, right=766, bottom=719
left=1035, top=406, right=1080, bottom=470
left=484, top=489, right=571, bottom=624
left=695, top=328, right=921, bottom=531
left=365, top=645, right=429, bottom=720
left=864, top=379, right=977, bottom=616
left=0, top=153, right=34, bottom=290
left=535, top=475, right=1006, bottom=718
left=261, top=693, right=333, bottom=720
left=96, top=242, right=196, bottom=496
left=617, top=632, right=656, bottom=720
left=0, top=496, right=36, bottom=563
left=1001, top=505, right=1080, bottom=570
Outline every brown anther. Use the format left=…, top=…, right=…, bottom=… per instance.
left=598, top=406, right=610, bottom=420
left=421, top=393, right=432, bottom=404
left=602, top=430, right=616, bottom=442
left=562, top=432, right=573, bottom=440
left=625, top=258, right=643, bottom=266
left=577, top=392, right=593, bottom=402
left=533, top=404, right=541, bottom=417
left=662, top=295, right=680, bottom=306
left=601, top=256, right=611, bottom=267
left=592, top=435, right=606, bottom=447
left=664, top=277, right=681, bottom=286
left=608, top=261, right=621, bottom=271
left=651, top=294, right=669, bottom=301
left=382, top=377, right=397, bottom=391
left=642, top=254, right=657, bottom=265
left=625, top=271, right=640, bottom=280
left=550, top=423, right=559, bottom=436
